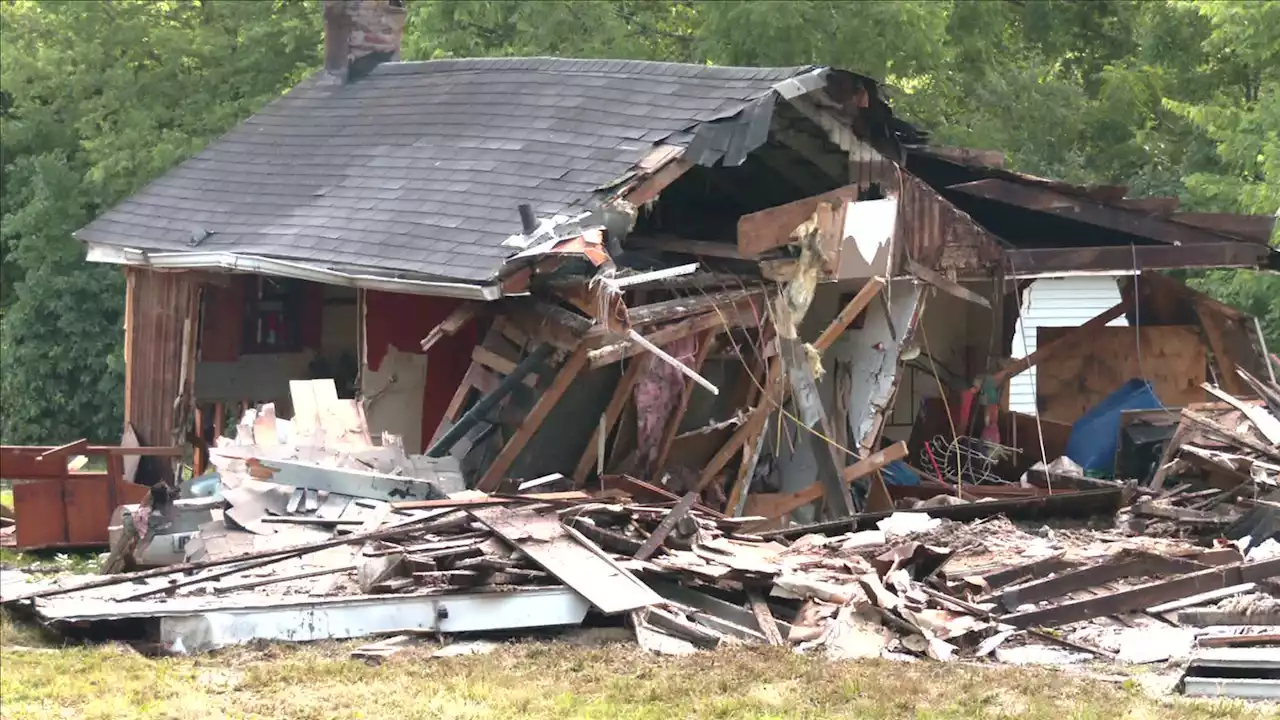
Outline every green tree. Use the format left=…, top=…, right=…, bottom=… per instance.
left=0, top=0, right=321, bottom=443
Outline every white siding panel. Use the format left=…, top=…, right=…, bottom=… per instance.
left=1009, top=277, right=1128, bottom=415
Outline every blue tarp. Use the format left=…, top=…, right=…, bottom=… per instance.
left=1065, top=378, right=1162, bottom=476
left=882, top=460, right=921, bottom=486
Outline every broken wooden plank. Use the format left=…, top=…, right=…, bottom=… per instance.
left=1202, top=383, right=1280, bottom=445
left=813, top=277, right=885, bottom=352
left=390, top=491, right=591, bottom=511
left=573, top=356, right=648, bottom=488
left=991, top=300, right=1128, bottom=385
left=1181, top=409, right=1280, bottom=462
left=1197, top=633, right=1280, bottom=648
left=746, top=441, right=909, bottom=524
left=724, top=359, right=783, bottom=514
left=633, top=492, right=698, bottom=561
left=1001, top=558, right=1280, bottom=629
left=780, top=336, right=856, bottom=518
left=587, top=299, right=763, bottom=368
left=1147, top=583, right=1257, bottom=614
left=214, top=563, right=358, bottom=594
left=747, top=590, right=786, bottom=646
left=950, top=179, right=1246, bottom=248
left=737, top=184, right=860, bottom=257
left=1197, top=305, right=1250, bottom=398
left=997, top=553, right=1211, bottom=611
left=420, top=302, right=481, bottom=352
left=905, top=259, right=990, bottom=309
left=625, top=156, right=693, bottom=206
left=701, top=359, right=781, bottom=497
left=626, top=328, right=719, bottom=396
left=471, top=346, right=539, bottom=388
left=476, top=345, right=592, bottom=492
left=469, top=505, right=662, bottom=614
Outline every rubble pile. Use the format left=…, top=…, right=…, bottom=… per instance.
left=3, top=374, right=1278, bottom=684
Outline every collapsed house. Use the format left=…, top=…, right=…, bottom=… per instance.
left=3, top=0, right=1280, bottom=698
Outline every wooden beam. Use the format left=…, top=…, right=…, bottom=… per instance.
left=905, top=260, right=991, bottom=309
left=723, top=358, right=782, bottom=513
left=572, top=355, right=649, bottom=487
left=420, top=302, right=482, bottom=352
left=1202, top=383, right=1280, bottom=445
left=1004, top=243, right=1269, bottom=275
left=996, top=553, right=1210, bottom=611
left=951, top=179, right=1243, bottom=247
left=587, top=302, right=761, bottom=369
left=1113, top=197, right=1179, bottom=215
left=747, top=590, right=787, bottom=646
left=476, top=345, right=592, bottom=491
left=1196, top=304, right=1250, bottom=397
left=652, top=331, right=716, bottom=478
left=813, top=277, right=885, bottom=352
left=780, top=337, right=856, bottom=518
left=704, top=358, right=781, bottom=496
left=990, top=301, right=1128, bottom=385
left=1000, top=558, right=1280, bottom=629
left=625, top=157, right=693, bottom=206
left=737, top=184, right=860, bottom=257
left=633, top=491, right=698, bottom=561
left=746, top=441, right=908, bottom=525
left=617, top=288, right=767, bottom=329
left=625, top=236, right=746, bottom=260
left=471, top=347, right=538, bottom=388
left=1171, top=212, right=1277, bottom=245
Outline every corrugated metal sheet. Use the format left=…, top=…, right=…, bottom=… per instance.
left=1008, top=277, right=1128, bottom=415
left=896, top=170, right=1004, bottom=275
left=125, top=268, right=200, bottom=481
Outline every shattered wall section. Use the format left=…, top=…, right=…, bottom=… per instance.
left=843, top=279, right=926, bottom=452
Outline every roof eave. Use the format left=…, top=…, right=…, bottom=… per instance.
left=84, top=244, right=502, bottom=301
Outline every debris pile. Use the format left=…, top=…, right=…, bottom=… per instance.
left=3, top=242, right=1279, bottom=698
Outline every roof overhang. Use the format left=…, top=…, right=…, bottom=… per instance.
left=85, top=244, right=502, bottom=301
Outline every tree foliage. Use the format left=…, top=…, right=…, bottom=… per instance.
left=0, top=0, right=320, bottom=442
left=1, top=0, right=1276, bottom=442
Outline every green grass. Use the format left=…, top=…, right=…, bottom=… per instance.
left=0, top=548, right=102, bottom=574
left=0, top=611, right=1271, bottom=720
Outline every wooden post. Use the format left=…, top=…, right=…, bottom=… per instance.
left=572, top=355, right=650, bottom=487
left=1195, top=302, right=1248, bottom=397
left=476, top=344, right=592, bottom=492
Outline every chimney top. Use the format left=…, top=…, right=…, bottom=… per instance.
left=324, top=0, right=408, bottom=84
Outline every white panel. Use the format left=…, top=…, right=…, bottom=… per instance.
left=362, top=344, right=428, bottom=453
left=1008, top=277, right=1128, bottom=415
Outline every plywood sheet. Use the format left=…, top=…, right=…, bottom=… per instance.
left=1036, top=325, right=1207, bottom=424
left=469, top=506, right=662, bottom=615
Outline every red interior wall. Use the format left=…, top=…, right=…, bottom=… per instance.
left=199, top=280, right=245, bottom=362
left=364, top=291, right=478, bottom=450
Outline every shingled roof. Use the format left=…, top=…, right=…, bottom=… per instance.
left=76, top=58, right=817, bottom=284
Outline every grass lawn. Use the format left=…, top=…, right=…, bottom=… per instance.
left=0, top=611, right=1271, bottom=720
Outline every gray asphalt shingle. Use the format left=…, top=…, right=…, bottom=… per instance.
left=76, top=57, right=812, bottom=283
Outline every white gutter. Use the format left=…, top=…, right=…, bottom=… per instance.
left=85, top=244, right=501, bottom=301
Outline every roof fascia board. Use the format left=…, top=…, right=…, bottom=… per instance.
left=949, top=179, right=1247, bottom=247
left=1004, top=243, right=1270, bottom=275
left=85, top=244, right=500, bottom=301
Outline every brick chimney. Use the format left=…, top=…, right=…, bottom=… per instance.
left=324, top=0, right=407, bottom=83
